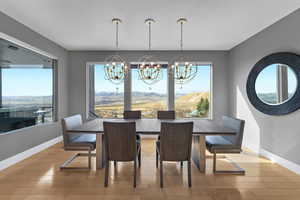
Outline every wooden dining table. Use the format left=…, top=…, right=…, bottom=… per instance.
left=67, top=118, right=236, bottom=173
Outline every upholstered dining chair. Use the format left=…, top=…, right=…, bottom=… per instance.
left=156, top=111, right=182, bottom=166
left=103, top=121, right=141, bottom=187
left=206, top=116, right=245, bottom=174
left=123, top=110, right=141, bottom=119
left=157, top=110, right=176, bottom=120
left=156, top=122, right=193, bottom=188
left=60, top=114, right=96, bottom=170
left=123, top=110, right=142, bottom=166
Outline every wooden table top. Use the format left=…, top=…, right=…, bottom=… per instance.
left=68, top=118, right=236, bottom=135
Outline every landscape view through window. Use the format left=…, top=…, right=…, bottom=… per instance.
left=175, top=65, right=211, bottom=118
left=93, top=64, right=212, bottom=119
left=131, top=67, right=167, bottom=118
left=1, top=67, right=54, bottom=133
left=94, top=64, right=124, bottom=118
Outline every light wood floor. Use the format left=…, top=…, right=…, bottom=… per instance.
left=0, top=139, right=300, bottom=200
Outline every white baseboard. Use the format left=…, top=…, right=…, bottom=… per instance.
left=260, top=148, right=300, bottom=175
left=0, top=136, right=63, bottom=171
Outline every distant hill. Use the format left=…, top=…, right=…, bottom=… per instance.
left=2, top=96, right=52, bottom=106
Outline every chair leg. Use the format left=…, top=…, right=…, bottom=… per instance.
left=114, top=161, right=117, bottom=168
left=134, top=159, right=137, bottom=188
left=160, top=160, right=163, bottom=188
left=213, top=151, right=245, bottom=175
left=213, top=152, right=216, bottom=173
left=156, top=149, right=158, bottom=168
left=138, top=149, right=141, bottom=168
left=88, top=149, right=91, bottom=169
left=188, top=160, right=192, bottom=187
left=104, top=160, right=109, bottom=187
left=180, top=161, right=183, bottom=168
left=60, top=152, right=95, bottom=170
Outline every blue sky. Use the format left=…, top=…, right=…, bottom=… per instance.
left=95, top=64, right=211, bottom=94
left=2, top=68, right=53, bottom=96
left=255, top=64, right=297, bottom=93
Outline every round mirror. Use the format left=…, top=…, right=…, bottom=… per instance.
left=247, top=52, right=300, bottom=115
left=255, top=64, right=297, bottom=105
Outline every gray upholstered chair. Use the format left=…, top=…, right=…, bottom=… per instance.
left=156, top=111, right=180, bottom=165
left=60, top=114, right=96, bottom=170
left=157, top=110, right=175, bottom=120
left=123, top=110, right=142, bottom=166
left=123, top=110, right=141, bottom=119
left=103, top=121, right=141, bottom=187
left=206, top=116, right=245, bottom=174
left=156, top=122, right=193, bottom=188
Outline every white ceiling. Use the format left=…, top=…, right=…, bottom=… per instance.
left=0, top=0, right=300, bottom=51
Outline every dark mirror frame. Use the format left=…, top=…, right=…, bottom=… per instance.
left=246, top=52, right=300, bottom=115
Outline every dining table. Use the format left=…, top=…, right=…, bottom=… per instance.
left=67, top=118, right=236, bottom=173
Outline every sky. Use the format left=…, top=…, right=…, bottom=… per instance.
left=255, top=64, right=297, bottom=94
left=94, top=64, right=211, bottom=94
left=2, top=68, right=53, bottom=96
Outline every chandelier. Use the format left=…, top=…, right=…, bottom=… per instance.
left=171, top=18, right=198, bottom=87
left=138, top=18, right=162, bottom=85
left=104, top=18, right=128, bottom=85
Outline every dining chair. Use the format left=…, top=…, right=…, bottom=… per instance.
left=123, top=110, right=142, bottom=167
left=103, top=121, right=141, bottom=187
left=156, top=122, right=193, bottom=188
left=60, top=114, right=96, bottom=170
left=156, top=111, right=182, bottom=166
left=157, top=110, right=175, bottom=120
left=206, top=116, right=245, bottom=174
left=123, top=110, right=141, bottom=119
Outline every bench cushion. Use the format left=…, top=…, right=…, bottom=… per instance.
left=206, top=136, right=240, bottom=153
left=69, top=134, right=96, bottom=149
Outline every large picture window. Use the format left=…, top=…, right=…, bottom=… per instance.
left=0, top=38, right=57, bottom=133
left=131, top=67, right=168, bottom=118
left=93, top=64, right=124, bottom=118
left=175, top=64, right=212, bottom=118
left=89, top=63, right=212, bottom=119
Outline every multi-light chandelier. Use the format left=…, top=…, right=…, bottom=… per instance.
left=137, top=18, right=162, bottom=86
left=103, top=17, right=199, bottom=88
left=171, top=18, right=198, bottom=87
left=104, top=18, right=128, bottom=85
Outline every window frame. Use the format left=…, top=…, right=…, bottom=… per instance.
left=0, top=33, right=58, bottom=135
left=87, top=62, right=213, bottom=120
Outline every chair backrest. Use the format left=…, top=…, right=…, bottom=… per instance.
left=61, top=114, right=83, bottom=147
left=123, top=110, right=141, bottom=119
left=157, top=111, right=175, bottom=120
left=160, top=122, right=193, bottom=161
left=103, top=121, right=137, bottom=161
left=222, top=116, right=245, bottom=149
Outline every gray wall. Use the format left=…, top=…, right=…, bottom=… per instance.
left=68, top=51, right=229, bottom=122
left=0, top=11, right=69, bottom=161
left=228, top=9, right=300, bottom=165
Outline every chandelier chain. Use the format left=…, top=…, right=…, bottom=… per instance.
left=116, top=21, right=119, bottom=50
left=180, top=21, right=183, bottom=51
left=148, top=21, right=151, bottom=50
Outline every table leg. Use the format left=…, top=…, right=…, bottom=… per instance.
left=192, top=135, right=206, bottom=173
left=96, top=133, right=103, bottom=169
left=199, top=135, right=206, bottom=173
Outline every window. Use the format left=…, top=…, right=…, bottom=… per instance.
left=175, top=64, right=211, bottom=118
left=0, top=38, right=56, bottom=133
left=89, top=63, right=212, bottom=119
left=131, top=67, right=168, bottom=118
left=93, top=64, right=124, bottom=118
